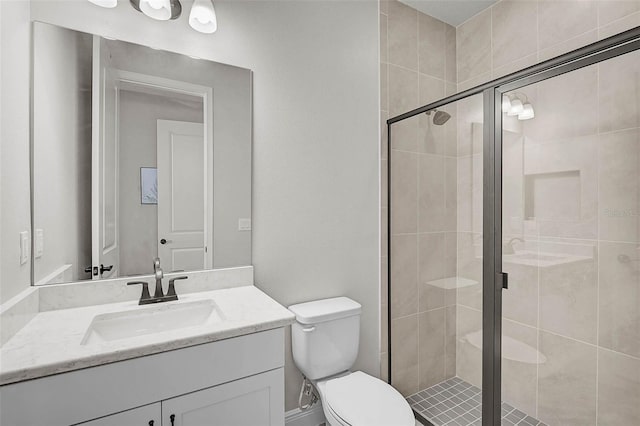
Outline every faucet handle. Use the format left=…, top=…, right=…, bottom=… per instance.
left=167, top=276, right=188, bottom=299
left=127, top=281, right=151, bottom=305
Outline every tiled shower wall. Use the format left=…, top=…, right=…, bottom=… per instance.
left=453, top=2, right=640, bottom=425
left=380, top=0, right=458, bottom=395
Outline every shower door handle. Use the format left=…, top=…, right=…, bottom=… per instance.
left=497, top=272, right=508, bottom=290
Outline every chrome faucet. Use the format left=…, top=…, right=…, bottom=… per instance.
left=503, top=237, right=524, bottom=255
left=127, top=258, right=188, bottom=305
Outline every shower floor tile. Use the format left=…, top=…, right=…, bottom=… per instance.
left=407, top=377, right=547, bottom=426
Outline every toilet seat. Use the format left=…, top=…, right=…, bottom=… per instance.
left=317, top=371, right=414, bottom=426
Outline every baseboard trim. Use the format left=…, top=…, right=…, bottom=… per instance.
left=285, top=404, right=326, bottom=426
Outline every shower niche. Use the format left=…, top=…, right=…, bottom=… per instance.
left=523, top=170, right=581, bottom=222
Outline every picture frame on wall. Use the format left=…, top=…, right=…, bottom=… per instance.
left=140, top=167, right=158, bottom=205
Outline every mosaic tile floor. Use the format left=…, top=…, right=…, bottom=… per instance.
left=407, top=377, right=547, bottom=426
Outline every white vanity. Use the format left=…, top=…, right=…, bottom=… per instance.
left=0, top=268, right=295, bottom=426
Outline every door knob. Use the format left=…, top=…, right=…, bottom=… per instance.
left=160, top=238, right=172, bottom=245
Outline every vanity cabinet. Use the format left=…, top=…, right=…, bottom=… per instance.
left=78, top=369, right=283, bottom=426
left=1, top=328, right=285, bottom=426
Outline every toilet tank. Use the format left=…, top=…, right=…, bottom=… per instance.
left=289, top=297, right=362, bottom=380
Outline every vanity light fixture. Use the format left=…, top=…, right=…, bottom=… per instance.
left=88, top=0, right=118, bottom=7
left=504, top=92, right=535, bottom=120
left=89, top=0, right=218, bottom=33
left=189, top=0, right=218, bottom=34
left=129, top=0, right=182, bottom=21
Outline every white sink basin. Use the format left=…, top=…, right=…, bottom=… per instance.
left=81, top=299, right=223, bottom=345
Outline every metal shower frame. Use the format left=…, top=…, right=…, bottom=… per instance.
left=386, top=26, right=640, bottom=426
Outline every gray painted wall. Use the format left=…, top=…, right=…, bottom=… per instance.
left=0, top=0, right=32, bottom=302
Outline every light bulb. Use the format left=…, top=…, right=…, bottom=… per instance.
left=518, top=103, right=535, bottom=120
left=189, top=0, right=217, bottom=34
left=502, top=95, right=512, bottom=113
left=148, top=0, right=165, bottom=9
left=139, top=0, right=171, bottom=20
left=88, top=0, right=118, bottom=8
left=508, top=98, right=524, bottom=116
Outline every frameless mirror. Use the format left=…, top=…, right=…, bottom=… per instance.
left=32, top=22, right=252, bottom=285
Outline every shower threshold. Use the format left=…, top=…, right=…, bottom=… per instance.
left=407, top=377, right=547, bottom=426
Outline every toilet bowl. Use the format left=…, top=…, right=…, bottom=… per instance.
left=313, top=371, right=414, bottom=426
left=288, top=297, right=414, bottom=426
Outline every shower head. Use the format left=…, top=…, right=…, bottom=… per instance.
left=426, top=109, right=451, bottom=125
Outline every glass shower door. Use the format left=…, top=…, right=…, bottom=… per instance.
left=389, top=92, right=486, bottom=426
left=500, top=48, right=640, bottom=425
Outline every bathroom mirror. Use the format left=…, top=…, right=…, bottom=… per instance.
left=31, top=22, right=252, bottom=285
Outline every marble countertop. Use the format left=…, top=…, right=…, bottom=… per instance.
left=0, top=286, right=294, bottom=386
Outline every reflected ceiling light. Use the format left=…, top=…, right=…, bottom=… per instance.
left=88, top=0, right=118, bottom=7
left=130, top=0, right=182, bottom=21
left=504, top=92, right=535, bottom=120
left=518, top=103, right=535, bottom=120
left=507, top=98, right=524, bottom=116
left=502, top=95, right=512, bottom=113
left=189, top=0, right=218, bottom=34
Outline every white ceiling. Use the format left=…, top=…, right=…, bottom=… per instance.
left=398, top=0, right=498, bottom=27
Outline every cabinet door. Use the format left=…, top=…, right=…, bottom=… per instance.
left=77, top=403, right=160, bottom=426
left=162, top=368, right=284, bottom=426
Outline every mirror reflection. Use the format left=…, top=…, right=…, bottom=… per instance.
left=32, top=22, right=252, bottom=285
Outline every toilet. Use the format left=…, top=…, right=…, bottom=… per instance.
left=288, top=297, right=414, bottom=426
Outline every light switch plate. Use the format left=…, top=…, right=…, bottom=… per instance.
left=35, top=229, right=44, bottom=258
left=238, top=218, right=252, bottom=231
left=19, top=231, right=29, bottom=265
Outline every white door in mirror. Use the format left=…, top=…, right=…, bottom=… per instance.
left=157, top=120, right=207, bottom=272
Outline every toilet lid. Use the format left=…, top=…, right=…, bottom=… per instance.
left=324, top=371, right=414, bottom=426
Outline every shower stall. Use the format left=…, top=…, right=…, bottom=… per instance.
left=386, top=27, right=640, bottom=426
